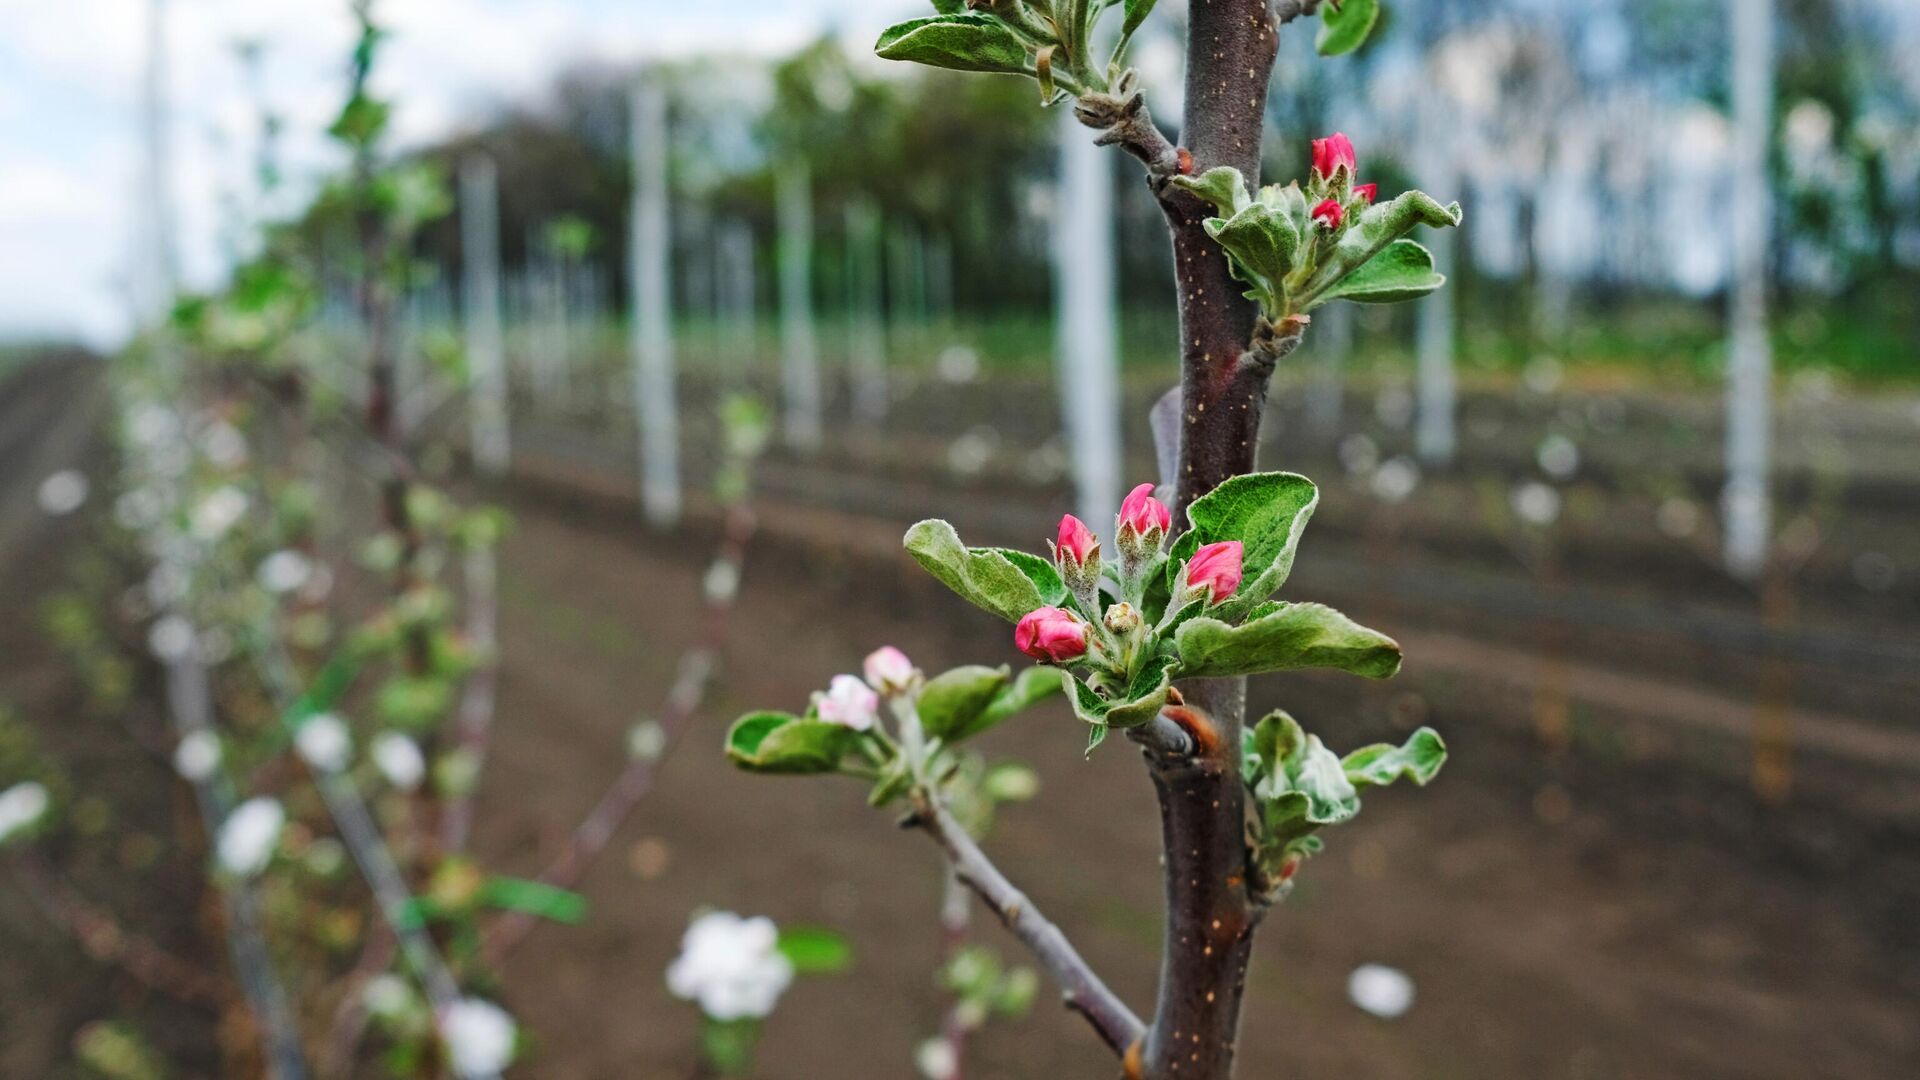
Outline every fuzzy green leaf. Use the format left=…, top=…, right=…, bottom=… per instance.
left=1174, top=471, right=1320, bottom=616
left=1174, top=603, right=1402, bottom=680
left=777, top=926, right=854, bottom=974
left=917, top=665, right=1011, bottom=743
left=904, top=520, right=1048, bottom=622
left=987, top=547, right=1070, bottom=608
left=1170, top=166, right=1252, bottom=217
left=1060, top=653, right=1177, bottom=733
left=1342, top=726, right=1447, bottom=789
left=1315, top=239, right=1445, bottom=304
left=1122, top=0, right=1160, bottom=41
left=973, top=665, right=1065, bottom=736
left=1299, top=190, right=1462, bottom=311
left=725, top=711, right=859, bottom=774
left=1205, top=204, right=1301, bottom=301
left=480, top=877, right=588, bottom=924
left=876, top=14, right=1032, bottom=75
left=1316, top=0, right=1380, bottom=57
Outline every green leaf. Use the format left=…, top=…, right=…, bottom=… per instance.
left=1122, top=0, right=1160, bottom=40
left=971, top=665, right=1065, bottom=739
left=1316, top=0, right=1380, bottom=56
left=904, top=520, right=1049, bottom=623
left=1243, top=709, right=1307, bottom=788
left=1170, top=166, right=1252, bottom=216
left=1298, top=189, right=1463, bottom=311
left=1059, top=654, right=1176, bottom=735
left=1342, top=727, right=1447, bottom=789
left=699, top=1016, right=760, bottom=1075
left=725, top=711, right=859, bottom=774
left=987, top=548, right=1069, bottom=608
left=1085, top=722, right=1109, bottom=755
left=480, top=877, right=588, bottom=924
left=917, top=665, right=1011, bottom=742
left=777, top=926, right=854, bottom=974
left=1178, top=471, right=1320, bottom=615
left=1205, top=203, right=1301, bottom=302
left=875, top=14, right=1032, bottom=75
left=1315, top=239, right=1445, bottom=304
left=1174, top=603, right=1402, bottom=680
left=982, top=762, right=1040, bottom=802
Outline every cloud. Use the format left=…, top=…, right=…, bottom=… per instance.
left=0, top=0, right=919, bottom=345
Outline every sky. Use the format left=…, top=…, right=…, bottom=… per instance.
left=0, top=0, right=917, bottom=347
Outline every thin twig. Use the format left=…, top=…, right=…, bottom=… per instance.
left=480, top=500, right=757, bottom=964
left=158, top=624, right=310, bottom=1080
left=7, top=850, right=229, bottom=1009
left=251, top=635, right=496, bottom=1080
left=440, top=542, right=500, bottom=853
left=936, top=866, right=973, bottom=1080
left=906, top=790, right=1143, bottom=1059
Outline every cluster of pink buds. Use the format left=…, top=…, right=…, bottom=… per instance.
left=1014, top=484, right=1244, bottom=669
left=1308, top=132, right=1378, bottom=232
left=813, top=646, right=925, bottom=730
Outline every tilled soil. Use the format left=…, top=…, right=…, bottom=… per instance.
left=4, top=356, right=1918, bottom=1079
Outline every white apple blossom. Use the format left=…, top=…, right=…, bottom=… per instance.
left=915, top=1036, right=959, bottom=1080
left=626, top=720, right=667, bottom=762
left=148, top=614, right=196, bottom=663
left=1511, top=482, right=1562, bottom=528
left=295, top=713, right=353, bottom=772
left=814, top=675, right=879, bottom=731
left=0, top=782, right=51, bottom=844
left=200, top=421, right=249, bottom=468
left=216, top=797, right=284, bottom=877
left=862, top=646, right=916, bottom=696
left=666, top=911, right=795, bottom=1021
left=257, top=550, right=313, bottom=594
left=173, top=729, right=222, bottom=782
left=36, top=470, right=88, bottom=516
left=703, top=560, right=740, bottom=603
left=190, top=486, right=250, bottom=542
left=371, top=732, right=425, bottom=790
left=361, top=973, right=416, bottom=1019
left=441, top=997, right=517, bottom=1076
left=1347, top=963, right=1415, bottom=1018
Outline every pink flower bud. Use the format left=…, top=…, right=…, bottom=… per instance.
left=863, top=646, right=916, bottom=695
left=1185, top=541, right=1244, bottom=605
left=1118, top=483, right=1171, bottom=539
left=1053, top=514, right=1098, bottom=567
left=1311, top=133, right=1357, bottom=179
left=1353, top=183, right=1377, bottom=205
left=1311, top=198, right=1344, bottom=230
left=1015, top=607, right=1088, bottom=663
left=816, top=674, right=879, bottom=731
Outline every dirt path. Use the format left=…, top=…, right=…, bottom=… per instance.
left=4, top=355, right=1916, bottom=1078
left=471, top=491, right=1920, bottom=1079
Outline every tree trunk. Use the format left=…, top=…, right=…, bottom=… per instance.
left=1141, top=2, right=1282, bottom=1077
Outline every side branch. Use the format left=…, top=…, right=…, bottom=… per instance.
left=907, top=790, right=1145, bottom=1059
left=8, top=851, right=229, bottom=1009
left=1075, top=74, right=1183, bottom=191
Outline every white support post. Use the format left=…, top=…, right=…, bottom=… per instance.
left=629, top=74, right=680, bottom=526
left=777, top=163, right=823, bottom=451
left=720, top=221, right=757, bottom=365
left=1307, top=299, right=1351, bottom=438
left=1415, top=191, right=1458, bottom=466
left=1723, top=0, right=1773, bottom=579
left=845, top=198, right=889, bottom=425
left=139, top=0, right=179, bottom=323
left=460, top=155, right=510, bottom=475
left=1052, top=112, right=1123, bottom=528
